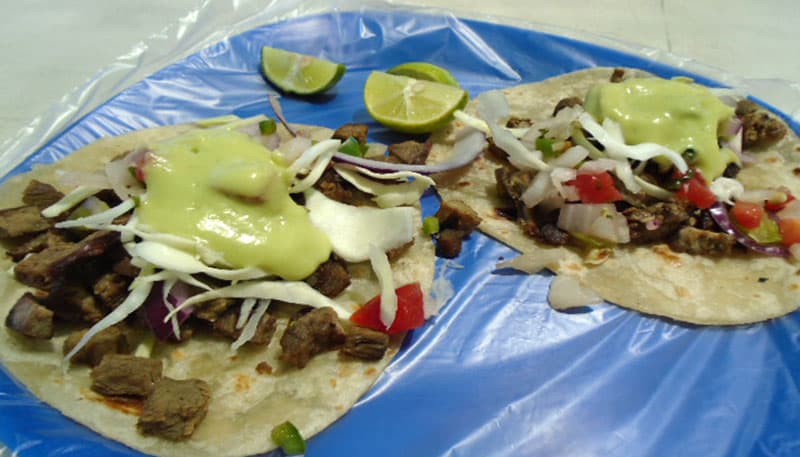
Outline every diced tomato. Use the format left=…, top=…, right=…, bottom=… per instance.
left=349, top=283, right=425, bottom=335
left=731, top=201, right=765, bottom=230
left=570, top=172, right=623, bottom=203
left=765, top=194, right=795, bottom=212
left=675, top=170, right=716, bottom=209
left=779, top=218, right=800, bottom=246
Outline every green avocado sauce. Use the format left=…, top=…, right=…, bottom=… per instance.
left=584, top=77, right=737, bottom=180
left=137, top=128, right=331, bottom=280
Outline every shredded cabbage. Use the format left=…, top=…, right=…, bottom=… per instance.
left=63, top=275, right=154, bottom=366
left=166, top=280, right=350, bottom=321
left=130, top=241, right=270, bottom=281
left=332, top=164, right=434, bottom=208
left=304, top=189, right=415, bottom=262
left=578, top=113, right=688, bottom=173
left=54, top=198, right=135, bottom=229
left=230, top=299, right=271, bottom=352
left=368, top=244, right=397, bottom=329
left=41, top=185, right=105, bottom=218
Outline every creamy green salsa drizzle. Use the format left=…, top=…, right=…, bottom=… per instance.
left=137, top=127, right=331, bottom=280
left=584, top=77, right=736, bottom=180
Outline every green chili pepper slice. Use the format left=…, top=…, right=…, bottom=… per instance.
left=271, top=421, right=306, bottom=455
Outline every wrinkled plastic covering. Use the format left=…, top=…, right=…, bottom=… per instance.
left=2, top=1, right=800, bottom=456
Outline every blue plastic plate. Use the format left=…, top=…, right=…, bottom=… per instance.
left=2, top=10, right=799, bottom=457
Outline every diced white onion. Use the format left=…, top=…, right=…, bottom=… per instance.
left=550, top=145, right=589, bottom=168
left=550, top=167, right=579, bottom=201
left=548, top=275, right=603, bottom=310
left=491, top=123, right=550, bottom=171
left=521, top=170, right=557, bottom=208
left=710, top=177, right=745, bottom=204
left=557, top=203, right=630, bottom=243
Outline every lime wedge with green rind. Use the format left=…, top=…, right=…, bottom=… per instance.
left=261, top=46, right=346, bottom=95
left=364, top=71, right=468, bottom=134
left=387, top=62, right=461, bottom=87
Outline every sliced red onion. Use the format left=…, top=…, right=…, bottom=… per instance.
left=708, top=202, right=789, bottom=256
left=144, top=281, right=196, bottom=341
left=268, top=94, right=297, bottom=137
left=332, top=128, right=487, bottom=175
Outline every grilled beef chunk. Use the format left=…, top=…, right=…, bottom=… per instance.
left=434, top=200, right=482, bottom=258
left=0, top=205, right=53, bottom=239
left=722, top=162, right=741, bottom=179
left=112, top=255, right=141, bottom=278
left=6, top=230, right=70, bottom=262
left=495, top=167, right=535, bottom=200
left=437, top=200, right=482, bottom=233
left=506, top=117, right=533, bottom=128
left=194, top=297, right=237, bottom=322
left=213, top=309, right=277, bottom=345
left=436, top=229, right=465, bottom=258
left=14, top=230, right=120, bottom=290
left=734, top=99, right=759, bottom=116
left=22, top=180, right=64, bottom=209
left=670, top=226, right=736, bottom=256
left=63, top=325, right=130, bottom=367
left=540, top=223, right=570, bottom=246
left=388, top=140, right=430, bottom=165
left=93, top=272, right=130, bottom=309
left=610, top=68, right=626, bottom=83
left=553, top=96, right=583, bottom=116
left=736, top=100, right=787, bottom=150
left=340, top=323, right=389, bottom=360
left=45, top=283, right=105, bottom=323
left=622, top=202, right=691, bottom=244
left=305, top=255, right=351, bottom=297
left=91, top=354, right=163, bottom=397
left=332, top=123, right=368, bottom=145
left=5, top=293, right=54, bottom=339
left=315, top=167, right=362, bottom=204
left=280, top=307, right=346, bottom=368
left=138, top=378, right=211, bottom=441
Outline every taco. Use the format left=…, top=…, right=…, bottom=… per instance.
left=0, top=117, right=435, bottom=456
left=427, top=67, right=800, bottom=325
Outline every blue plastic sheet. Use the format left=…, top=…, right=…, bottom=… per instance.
left=2, top=9, right=800, bottom=457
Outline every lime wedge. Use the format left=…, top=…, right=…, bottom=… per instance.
left=364, top=71, right=468, bottom=134
left=387, top=62, right=461, bottom=87
left=261, top=46, right=346, bottom=95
